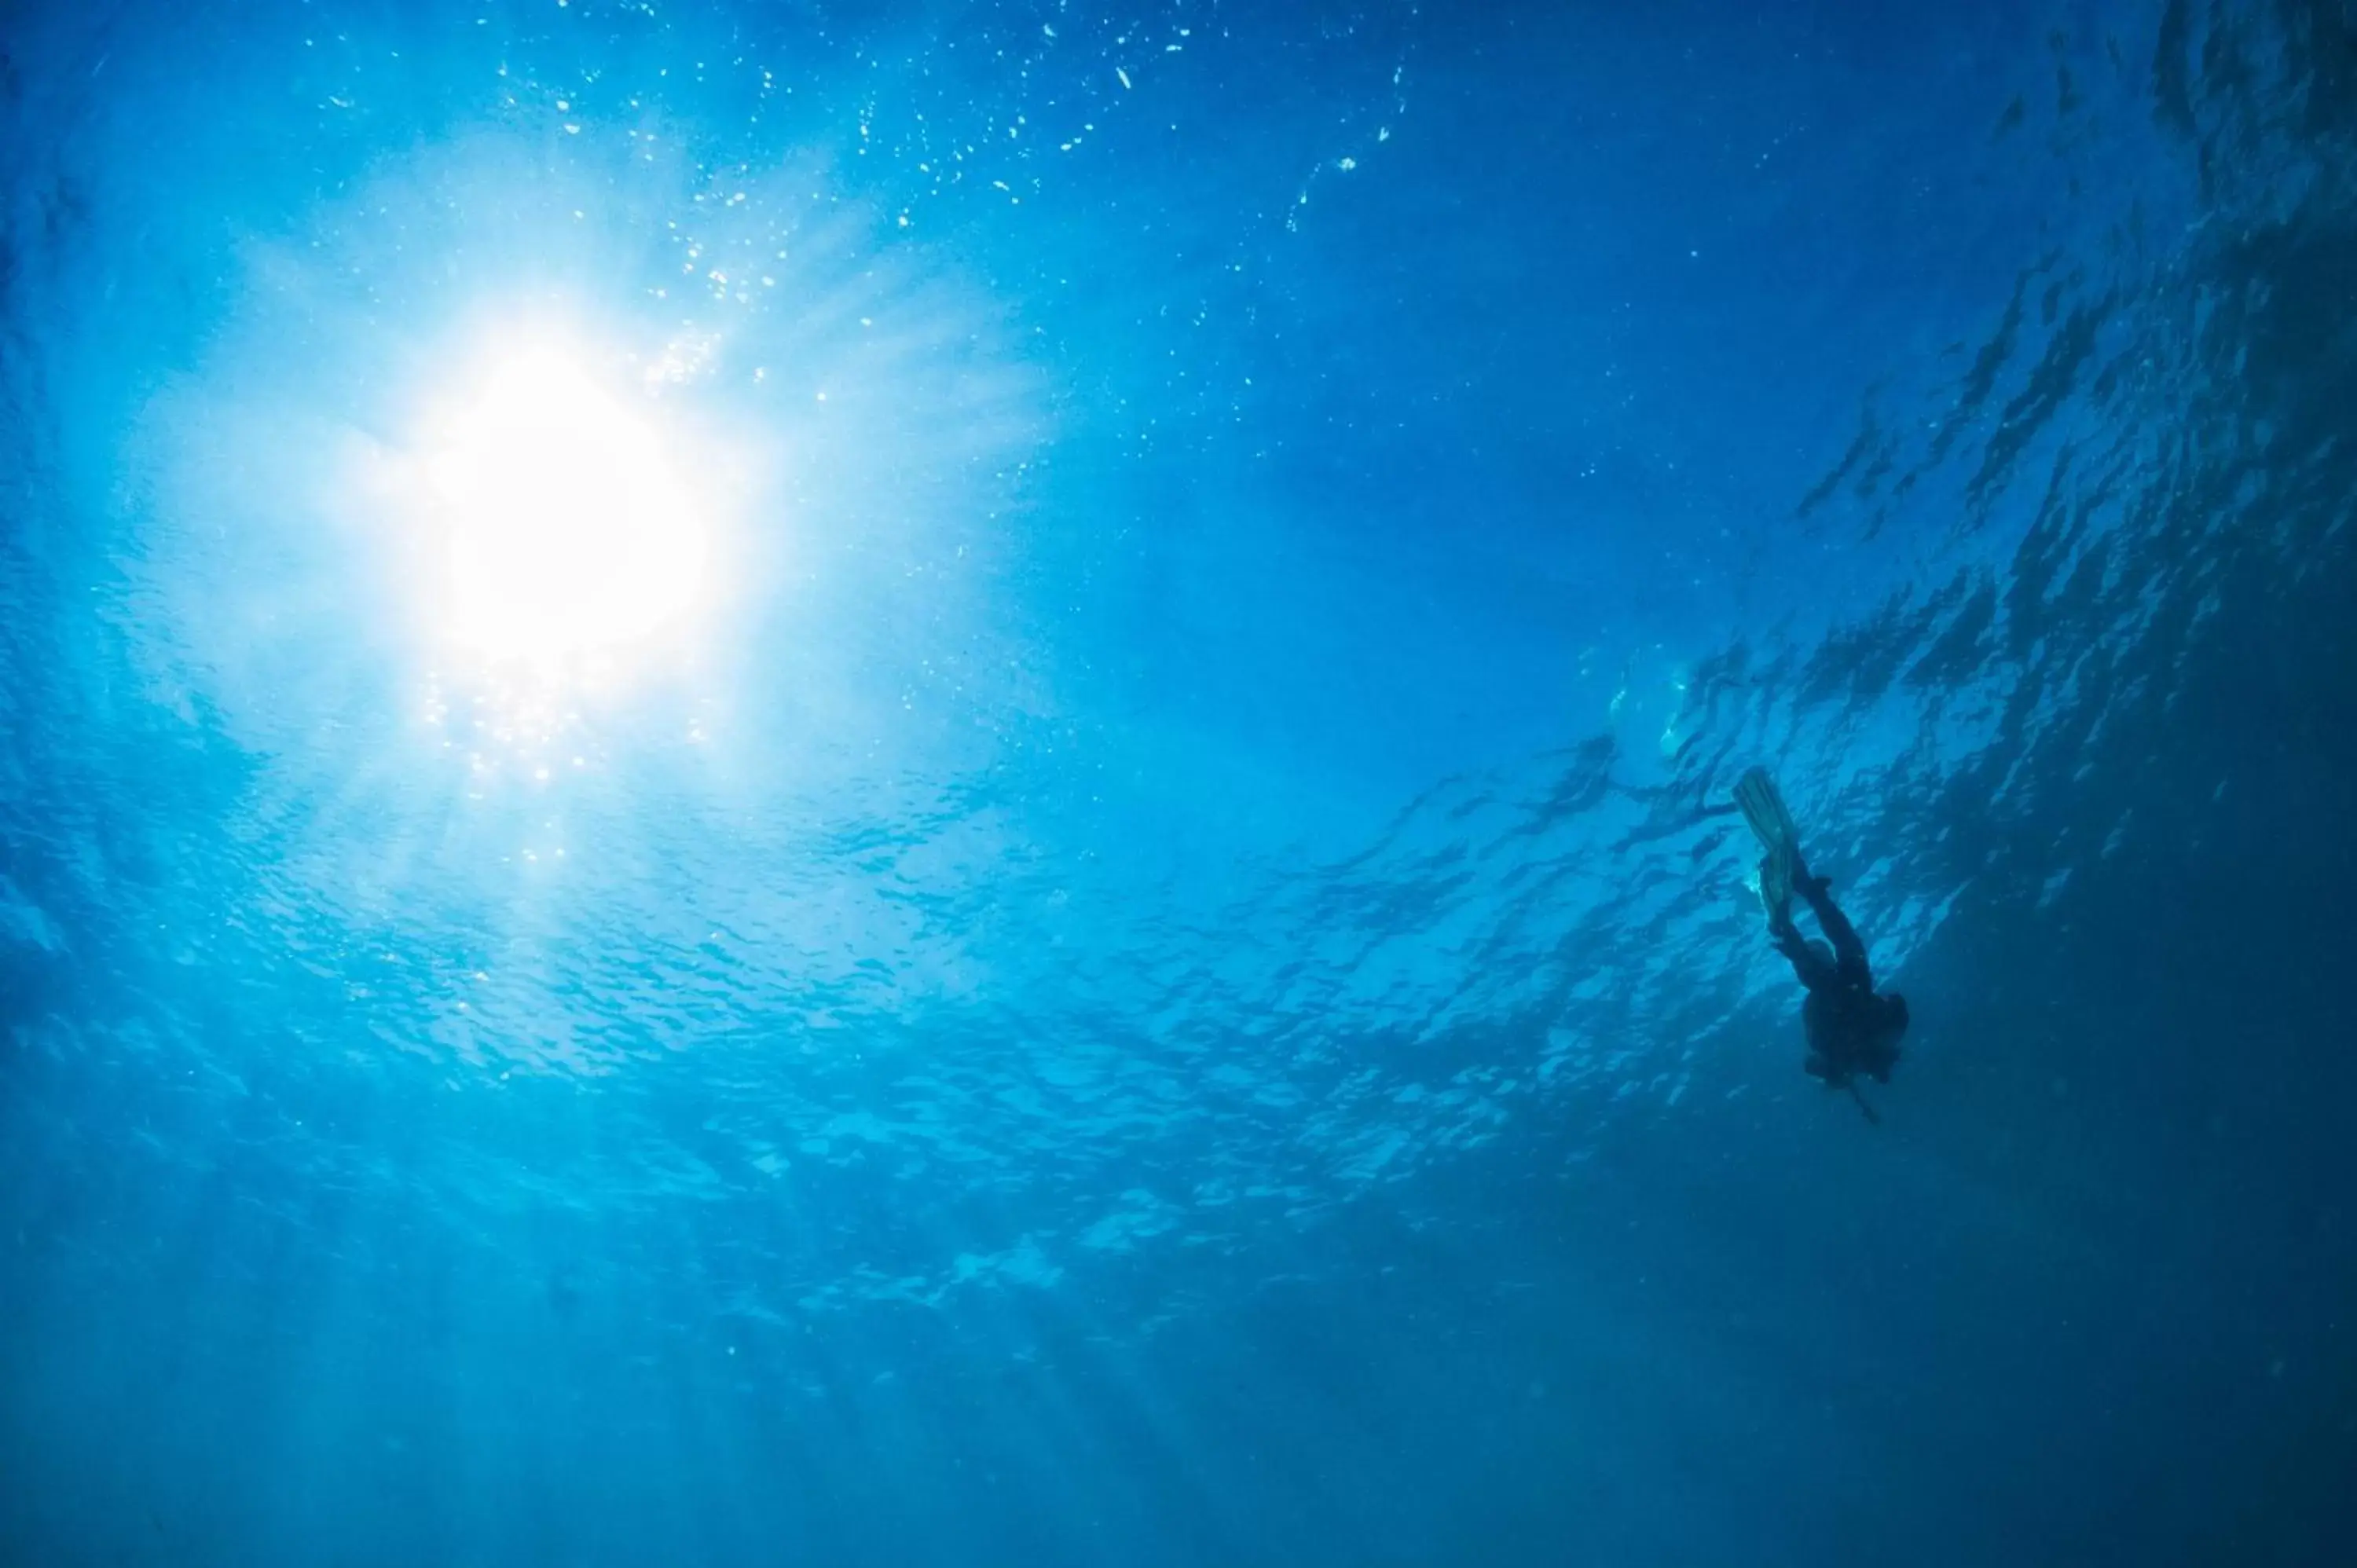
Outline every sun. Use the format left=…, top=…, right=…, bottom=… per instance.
left=423, top=339, right=710, bottom=668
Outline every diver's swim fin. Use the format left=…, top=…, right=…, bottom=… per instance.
left=1736, top=767, right=1802, bottom=916
left=1733, top=767, right=1799, bottom=857
left=1758, top=835, right=1794, bottom=914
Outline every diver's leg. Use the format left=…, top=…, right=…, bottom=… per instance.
left=1770, top=906, right=1839, bottom=991
left=1798, top=875, right=1872, bottom=984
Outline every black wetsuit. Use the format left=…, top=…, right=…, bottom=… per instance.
left=1769, top=869, right=1904, bottom=1089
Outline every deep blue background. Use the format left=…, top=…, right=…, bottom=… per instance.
left=4, top=0, right=2355, bottom=1563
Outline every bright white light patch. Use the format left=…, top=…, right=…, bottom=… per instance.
left=427, top=345, right=708, bottom=664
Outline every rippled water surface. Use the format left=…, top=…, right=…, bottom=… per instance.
left=5, top=2, right=2355, bottom=1563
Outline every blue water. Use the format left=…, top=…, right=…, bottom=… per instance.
left=5, top=1, right=2355, bottom=1563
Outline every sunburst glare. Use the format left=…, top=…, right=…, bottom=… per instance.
left=422, top=339, right=712, bottom=669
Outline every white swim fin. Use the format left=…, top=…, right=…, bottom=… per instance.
left=1735, top=767, right=1801, bottom=915
left=1733, top=766, right=1799, bottom=859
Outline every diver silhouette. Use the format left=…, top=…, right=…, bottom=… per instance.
left=1734, top=768, right=1909, bottom=1123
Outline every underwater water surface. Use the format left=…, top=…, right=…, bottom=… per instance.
left=3, top=0, right=2355, bottom=1563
